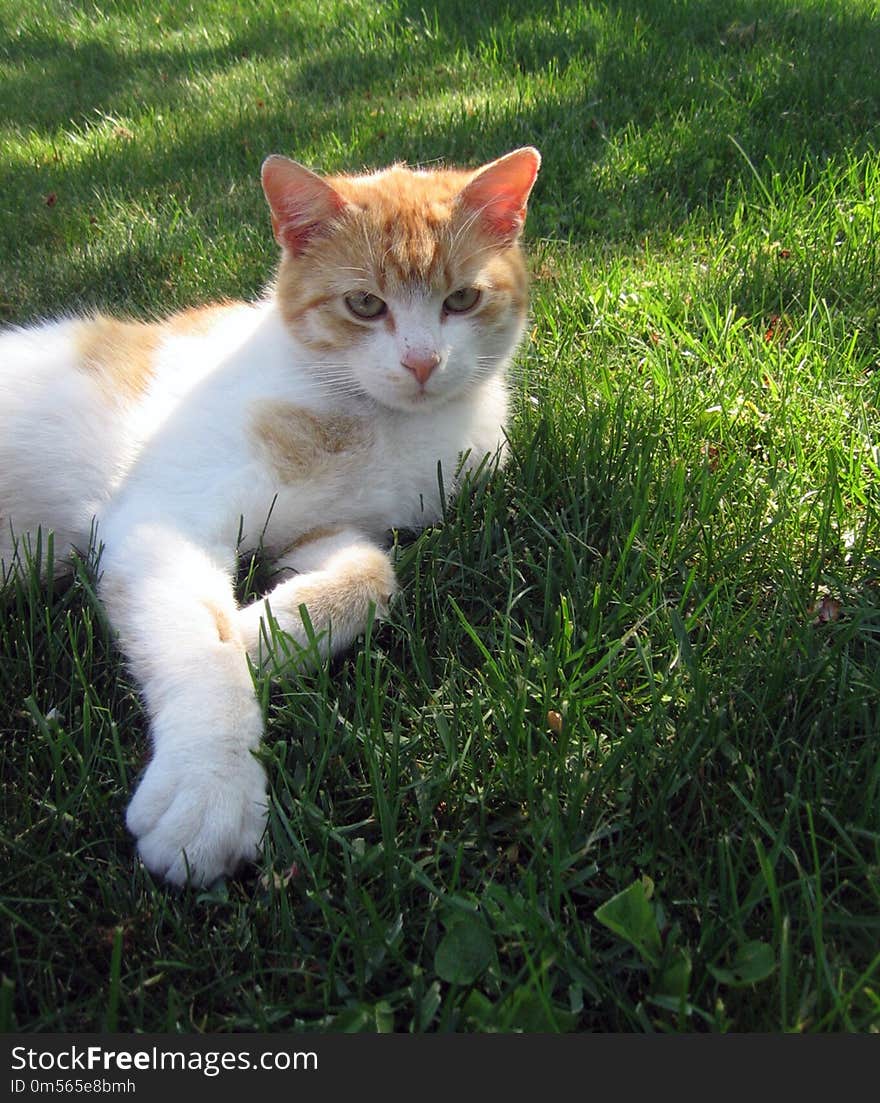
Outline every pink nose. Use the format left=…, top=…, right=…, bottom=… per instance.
left=401, top=350, right=441, bottom=385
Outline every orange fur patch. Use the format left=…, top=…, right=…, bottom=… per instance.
left=75, top=315, right=159, bottom=402
left=289, top=524, right=346, bottom=550
left=289, top=547, right=396, bottom=622
left=166, top=301, right=234, bottom=336
left=210, top=604, right=237, bottom=644
left=250, top=401, right=371, bottom=483
left=478, top=253, right=529, bottom=328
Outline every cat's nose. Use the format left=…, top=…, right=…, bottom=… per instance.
left=401, top=350, right=441, bottom=385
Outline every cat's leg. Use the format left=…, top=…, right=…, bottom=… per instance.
left=237, top=526, right=397, bottom=666
left=98, top=522, right=268, bottom=886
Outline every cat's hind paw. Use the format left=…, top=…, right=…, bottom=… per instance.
left=126, top=749, right=268, bottom=887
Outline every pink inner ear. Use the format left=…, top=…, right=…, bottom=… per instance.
left=261, top=156, right=347, bottom=255
left=459, top=147, right=541, bottom=241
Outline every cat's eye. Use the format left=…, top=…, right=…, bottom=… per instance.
left=345, top=291, right=387, bottom=319
left=443, top=287, right=481, bottom=314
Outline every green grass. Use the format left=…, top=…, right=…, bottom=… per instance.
left=2, top=0, right=879, bottom=1032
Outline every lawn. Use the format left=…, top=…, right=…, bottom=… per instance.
left=1, top=0, right=879, bottom=1032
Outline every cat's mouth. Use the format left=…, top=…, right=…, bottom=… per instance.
left=399, top=376, right=458, bottom=410
left=378, top=388, right=444, bottom=414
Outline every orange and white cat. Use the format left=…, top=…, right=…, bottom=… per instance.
left=0, top=146, right=541, bottom=885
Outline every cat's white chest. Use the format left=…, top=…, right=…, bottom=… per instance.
left=252, top=375, right=508, bottom=553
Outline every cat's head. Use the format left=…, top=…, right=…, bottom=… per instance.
left=261, top=147, right=540, bottom=412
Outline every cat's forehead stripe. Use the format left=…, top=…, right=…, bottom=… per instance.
left=376, top=228, right=448, bottom=291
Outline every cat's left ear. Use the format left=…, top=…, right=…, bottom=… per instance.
left=458, top=147, right=542, bottom=243
left=261, top=155, right=348, bottom=255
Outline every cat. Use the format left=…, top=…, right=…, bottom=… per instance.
left=0, top=145, right=541, bottom=886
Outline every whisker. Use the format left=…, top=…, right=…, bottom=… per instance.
left=451, top=242, right=505, bottom=270
left=296, top=362, right=353, bottom=368
left=359, top=223, right=378, bottom=270
left=449, top=202, right=488, bottom=250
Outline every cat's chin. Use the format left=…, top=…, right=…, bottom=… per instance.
left=364, top=374, right=478, bottom=414
left=377, top=389, right=456, bottom=414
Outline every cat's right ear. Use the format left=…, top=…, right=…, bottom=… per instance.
left=261, top=156, right=348, bottom=255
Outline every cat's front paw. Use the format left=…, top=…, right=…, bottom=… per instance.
left=126, top=748, right=268, bottom=887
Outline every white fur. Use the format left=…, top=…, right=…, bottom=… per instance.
left=0, top=287, right=516, bottom=886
